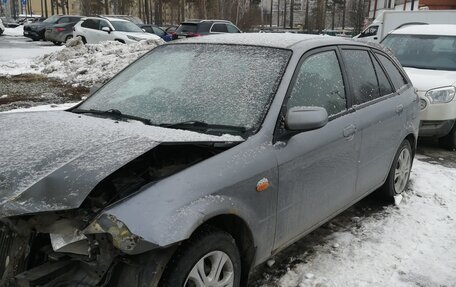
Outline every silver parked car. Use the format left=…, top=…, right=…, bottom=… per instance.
left=0, top=34, right=419, bottom=286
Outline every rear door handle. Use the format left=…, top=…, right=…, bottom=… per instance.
left=396, top=104, right=404, bottom=114
left=343, top=124, right=356, bottom=140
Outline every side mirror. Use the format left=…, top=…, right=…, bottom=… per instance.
left=285, top=106, right=328, bottom=131
left=101, top=26, right=111, bottom=33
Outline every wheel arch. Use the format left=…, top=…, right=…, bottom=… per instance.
left=405, top=133, right=416, bottom=159
left=194, top=214, right=256, bottom=286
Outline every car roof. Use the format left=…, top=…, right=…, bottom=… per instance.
left=391, top=24, right=456, bottom=36
left=84, top=16, right=129, bottom=22
left=176, top=33, right=366, bottom=49
left=181, top=19, right=232, bottom=24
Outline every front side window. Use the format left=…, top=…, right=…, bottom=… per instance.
left=78, top=44, right=292, bottom=135
left=99, top=20, right=110, bottom=30
left=211, top=23, right=228, bottom=33
left=152, top=26, right=166, bottom=37
left=227, top=24, right=240, bottom=33
left=342, top=50, right=380, bottom=105
left=287, top=50, right=347, bottom=116
left=382, top=34, right=456, bottom=71
left=359, top=25, right=378, bottom=38
left=57, top=17, right=70, bottom=24
left=110, top=21, right=143, bottom=32
left=43, top=15, right=60, bottom=23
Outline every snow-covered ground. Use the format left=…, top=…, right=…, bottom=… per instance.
left=0, top=27, right=64, bottom=63
left=0, top=36, right=164, bottom=86
left=257, top=158, right=456, bottom=287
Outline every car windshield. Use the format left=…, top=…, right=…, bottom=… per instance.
left=111, top=20, right=143, bottom=32
left=382, top=34, right=456, bottom=71
left=43, top=15, right=60, bottom=23
left=77, top=44, right=291, bottom=135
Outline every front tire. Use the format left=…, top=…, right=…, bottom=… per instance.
left=160, top=227, right=241, bottom=287
left=380, top=139, right=413, bottom=199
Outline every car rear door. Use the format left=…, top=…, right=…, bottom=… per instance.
left=273, top=47, right=359, bottom=250
left=340, top=47, right=406, bottom=196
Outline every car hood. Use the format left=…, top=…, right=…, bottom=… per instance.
left=0, top=111, right=242, bottom=218
left=404, top=67, right=456, bottom=92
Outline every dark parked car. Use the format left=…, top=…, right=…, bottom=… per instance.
left=0, top=34, right=419, bottom=286
left=23, top=15, right=81, bottom=41
left=173, top=19, right=241, bottom=39
left=139, top=24, right=173, bottom=41
left=0, top=17, right=20, bottom=28
left=45, top=16, right=83, bottom=45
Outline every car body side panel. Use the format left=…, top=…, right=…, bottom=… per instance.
left=354, top=93, right=406, bottom=194
left=273, top=111, right=359, bottom=249
left=98, top=134, right=279, bottom=265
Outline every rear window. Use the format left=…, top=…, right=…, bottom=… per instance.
left=176, top=23, right=198, bottom=34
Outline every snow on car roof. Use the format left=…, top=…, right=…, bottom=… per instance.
left=391, top=24, right=456, bottom=36
left=178, top=33, right=352, bottom=49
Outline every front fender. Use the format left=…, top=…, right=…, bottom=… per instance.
left=85, top=134, right=278, bottom=259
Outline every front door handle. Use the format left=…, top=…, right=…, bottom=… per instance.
left=396, top=104, right=404, bottom=114
left=343, top=124, right=356, bottom=140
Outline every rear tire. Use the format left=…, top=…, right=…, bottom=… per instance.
left=64, top=35, right=73, bottom=43
left=439, top=123, right=456, bottom=150
left=380, top=139, right=413, bottom=199
left=159, top=227, right=241, bottom=287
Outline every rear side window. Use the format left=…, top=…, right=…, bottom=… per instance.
left=81, top=19, right=99, bottom=30
left=176, top=24, right=197, bottom=33
left=376, top=53, right=408, bottom=91
left=211, top=23, right=228, bottom=33
left=342, top=50, right=380, bottom=105
left=372, top=56, right=394, bottom=96
left=287, top=50, right=347, bottom=117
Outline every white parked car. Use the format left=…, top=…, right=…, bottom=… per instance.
left=0, top=18, right=5, bottom=35
left=382, top=24, right=456, bottom=149
left=73, top=16, right=161, bottom=44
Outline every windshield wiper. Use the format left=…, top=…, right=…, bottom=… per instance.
left=72, top=108, right=154, bottom=126
left=159, top=121, right=247, bottom=135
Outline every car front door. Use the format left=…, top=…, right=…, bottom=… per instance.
left=273, top=47, right=360, bottom=249
left=340, top=47, right=406, bottom=196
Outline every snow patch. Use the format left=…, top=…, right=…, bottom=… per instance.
left=0, top=37, right=165, bottom=87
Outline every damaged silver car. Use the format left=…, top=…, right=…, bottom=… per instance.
left=0, top=34, right=419, bottom=287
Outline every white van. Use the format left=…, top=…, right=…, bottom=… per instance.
left=355, top=10, right=456, bottom=42
left=382, top=24, right=456, bottom=149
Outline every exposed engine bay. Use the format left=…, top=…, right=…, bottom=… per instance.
left=0, top=143, right=232, bottom=286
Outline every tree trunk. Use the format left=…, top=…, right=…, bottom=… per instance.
left=283, top=0, right=286, bottom=28
left=304, top=0, right=309, bottom=31
left=342, top=0, right=346, bottom=30
left=290, top=0, right=294, bottom=28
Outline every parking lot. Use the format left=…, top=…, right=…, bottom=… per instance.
left=1, top=28, right=456, bottom=287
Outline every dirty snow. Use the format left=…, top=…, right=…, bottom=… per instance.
left=0, top=37, right=164, bottom=86
left=264, top=159, right=456, bottom=287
